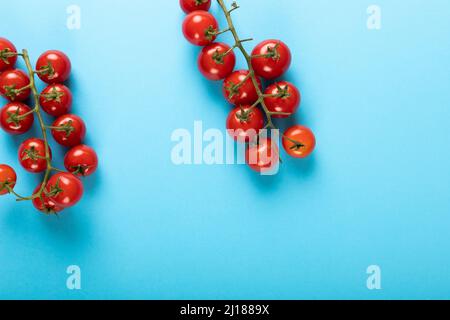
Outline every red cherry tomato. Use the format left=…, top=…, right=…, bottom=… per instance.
left=251, top=40, right=292, bottom=80
left=198, top=42, right=236, bottom=81
left=245, top=138, right=279, bottom=173
left=0, top=69, right=31, bottom=102
left=45, top=173, right=83, bottom=208
left=39, top=84, right=72, bottom=117
left=51, top=114, right=86, bottom=148
left=64, top=145, right=98, bottom=177
left=282, top=125, right=316, bottom=158
left=0, top=102, right=34, bottom=135
left=36, top=50, right=71, bottom=84
left=264, top=81, right=301, bottom=118
left=0, top=38, right=18, bottom=72
left=180, top=0, right=211, bottom=13
left=223, top=70, right=262, bottom=105
left=32, top=184, right=63, bottom=214
left=226, top=106, right=264, bottom=142
left=18, top=138, right=52, bottom=173
left=0, top=164, right=16, bottom=196
left=182, top=11, right=218, bottom=46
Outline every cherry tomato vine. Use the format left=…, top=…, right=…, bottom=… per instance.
left=0, top=38, right=98, bottom=215
left=181, top=0, right=317, bottom=172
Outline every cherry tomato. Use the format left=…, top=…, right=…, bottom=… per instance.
left=45, top=173, right=83, bottom=208
left=39, top=84, right=72, bottom=117
left=0, top=69, right=31, bottom=102
left=245, top=138, right=279, bottom=173
left=0, top=38, right=18, bottom=72
left=0, top=164, right=16, bottom=196
left=223, top=70, right=262, bottom=105
left=264, top=81, right=301, bottom=118
left=226, top=106, right=264, bottom=142
left=198, top=42, right=236, bottom=81
left=64, top=145, right=98, bottom=177
left=182, top=11, right=218, bottom=46
left=51, top=114, right=86, bottom=148
left=0, top=102, right=34, bottom=135
left=32, top=184, right=63, bottom=214
left=180, top=0, right=211, bottom=13
left=18, top=138, right=52, bottom=173
left=251, top=40, right=291, bottom=80
left=36, top=50, right=71, bottom=84
left=282, top=125, right=316, bottom=158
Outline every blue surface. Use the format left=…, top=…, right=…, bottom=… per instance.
left=1, top=0, right=450, bottom=300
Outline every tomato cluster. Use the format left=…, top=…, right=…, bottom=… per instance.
left=0, top=38, right=98, bottom=214
left=180, top=0, right=316, bottom=173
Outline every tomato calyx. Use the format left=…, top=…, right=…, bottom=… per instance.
left=21, top=146, right=45, bottom=162
left=212, top=45, right=235, bottom=64
left=41, top=86, right=64, bottom=102
left=0, top=48, right=17, bottom=64
left=225, top=82, right=241, bottom=99
left=3, top=84, right=31, bottom=100
left=225, top=73, right=251, bottom=100
left=36, top=62, right=55, bottom=78
left=273, top=84, right=291, bottom=99
left=252, top=43, right=281, bottom=61
left=204, top=25, right=218, bottom=41
left=290, top=142, right=305, bottom=151
left=70, top=164, right=90, bottom=176
left=6, top=107, right=22, bottom=126
left=291, top=144, right=304, bottom=151
left=212, top=49, right=226, bottom=64
left=37, top=196, right=60, bottom=215
left=0, top=181, right=13, bottom=194
left=3, top=85, right=18, bottom=100
left=236, top=106, right=254, bottom=123
left=195, top=0, right=208, bottom=5
left=266, top=43, right=281, bottom=61
left=5, top=106, right=33, bottom=126
left=45, top=178, right=63, bottom=198
left=41, top=205, right=59, bottom=215
left=50, top=120, right=75, bottom=137
left=283, top=134, right=305, bottom=151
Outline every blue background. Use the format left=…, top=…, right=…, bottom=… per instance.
left=1, top=0, right=450, bottom=299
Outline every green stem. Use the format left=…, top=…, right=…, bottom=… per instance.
left=216, top=0, right=276, bottom=129
left=17, top=107, right=37, bottom=120
left=15, top=84, right=32, bottom=93
left=215, top=28, right=231, bottom=35
left=51, top=167, right=66, bottom=173
left=235, top=71, right=252, bottom=89
left=5, top=184, right=36, bottom=201
left=228, top=3, right=240, bottom=13
left=16, top=49, right=54, bottom=200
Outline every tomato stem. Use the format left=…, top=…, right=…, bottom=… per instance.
left=228, top=2, right=240, bottom=14
left=16, top=107, right=37, bottom=120
left=215, top=28, right=231, bottom=35
left=216, top=0, right=275, bottom=129
left=8, top=50, right=57, bottom=202
left=0, top=49, right=23, bottom=63
left=15, top=84, right=32, bottom=93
